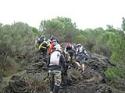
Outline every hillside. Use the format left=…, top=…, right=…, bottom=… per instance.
left=0, top=17, right=125, bottom=93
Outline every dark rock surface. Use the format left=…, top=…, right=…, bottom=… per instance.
left=0, top=73, right=3, bottom=83
left=1, top=53, right=116, bottom=93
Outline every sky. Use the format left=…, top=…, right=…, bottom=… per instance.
left=0, top=0, right=125, bottom=29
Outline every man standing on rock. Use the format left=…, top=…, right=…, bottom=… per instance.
left=47, top=44, right=66, bottom=93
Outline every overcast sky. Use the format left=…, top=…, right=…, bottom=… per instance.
left=0, top=0, right=125, bottom=29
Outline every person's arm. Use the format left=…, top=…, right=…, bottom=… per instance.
left=48, top=44, right=52, bottom=54
left=84, top=49, right=89, bottom=56
left=60, top=54, right=66, bottom=70
left=47, top=55, right=50, bottom=68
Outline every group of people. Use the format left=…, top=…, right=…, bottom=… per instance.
left=35, top=35, right=90, bottom=93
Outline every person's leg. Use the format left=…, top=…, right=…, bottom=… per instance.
left=61, top=72, right=67, bottom=86
left=53, top=70, right=61, bottom=93
left=49, top=71, right=54, bottom=93
left=53, top=85, right=60, bottom=93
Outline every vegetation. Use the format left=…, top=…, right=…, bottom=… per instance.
left=0, top=22, right=38, bottom=76
left=0, top=17, right=125, bottom=89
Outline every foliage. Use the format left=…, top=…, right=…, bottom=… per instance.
left=39, top=17, right=76, bottom=42
left=0, top=22, right=38, bottom=76
left=84, top=27, right=125, bottom=81
left=0, top=17, right=125, bottom=88
left=121, top=17, right=125, bottom=31
left=39, top=17, right=125, bottom=83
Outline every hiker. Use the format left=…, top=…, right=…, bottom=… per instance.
left=48, top=37, right=60, bottom=55
left=50, top=35, right=59, bottom=43
left=35, top=35, right=45, bottom=47
left=75, top=44, right=89, bottom=71
left=64, top=42, right=75, bottom=63
left=35, top=35, right=49, bottom=58
left=75, top=44, right=88, bottom=57
left=75, top=44, right=83, bottom=55
left=47, top=44, right=66, bottom=93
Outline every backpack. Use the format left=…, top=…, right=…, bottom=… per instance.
left=50, top=51, right=61, bottom=65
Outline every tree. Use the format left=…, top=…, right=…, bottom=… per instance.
left=121, top=17, right=125, bottom=31
left=39, top=17, right=77, bottom=42
left=0, top=22, right=37, bottom=76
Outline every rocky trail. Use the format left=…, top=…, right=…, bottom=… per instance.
left=0, top=53, right=124, bottom=93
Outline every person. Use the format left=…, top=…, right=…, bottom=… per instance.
left=48, top=39, right=60, bottom=55
left=64, top=42, right=75, bottom=63
left=35, top=35, right=46, bottom=47
left=47, top=45, right=66, bottom=93
left=75, top=44, right=89, bottom=71
left=50, top=35, right=59, bottom=43
left=65, top=42, right=73, bottom=52
left=35, top=35, right=49, bottom=59
left=75, top=44, right=83, bottom=55
left=75, top=44, right=89, bottom=57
